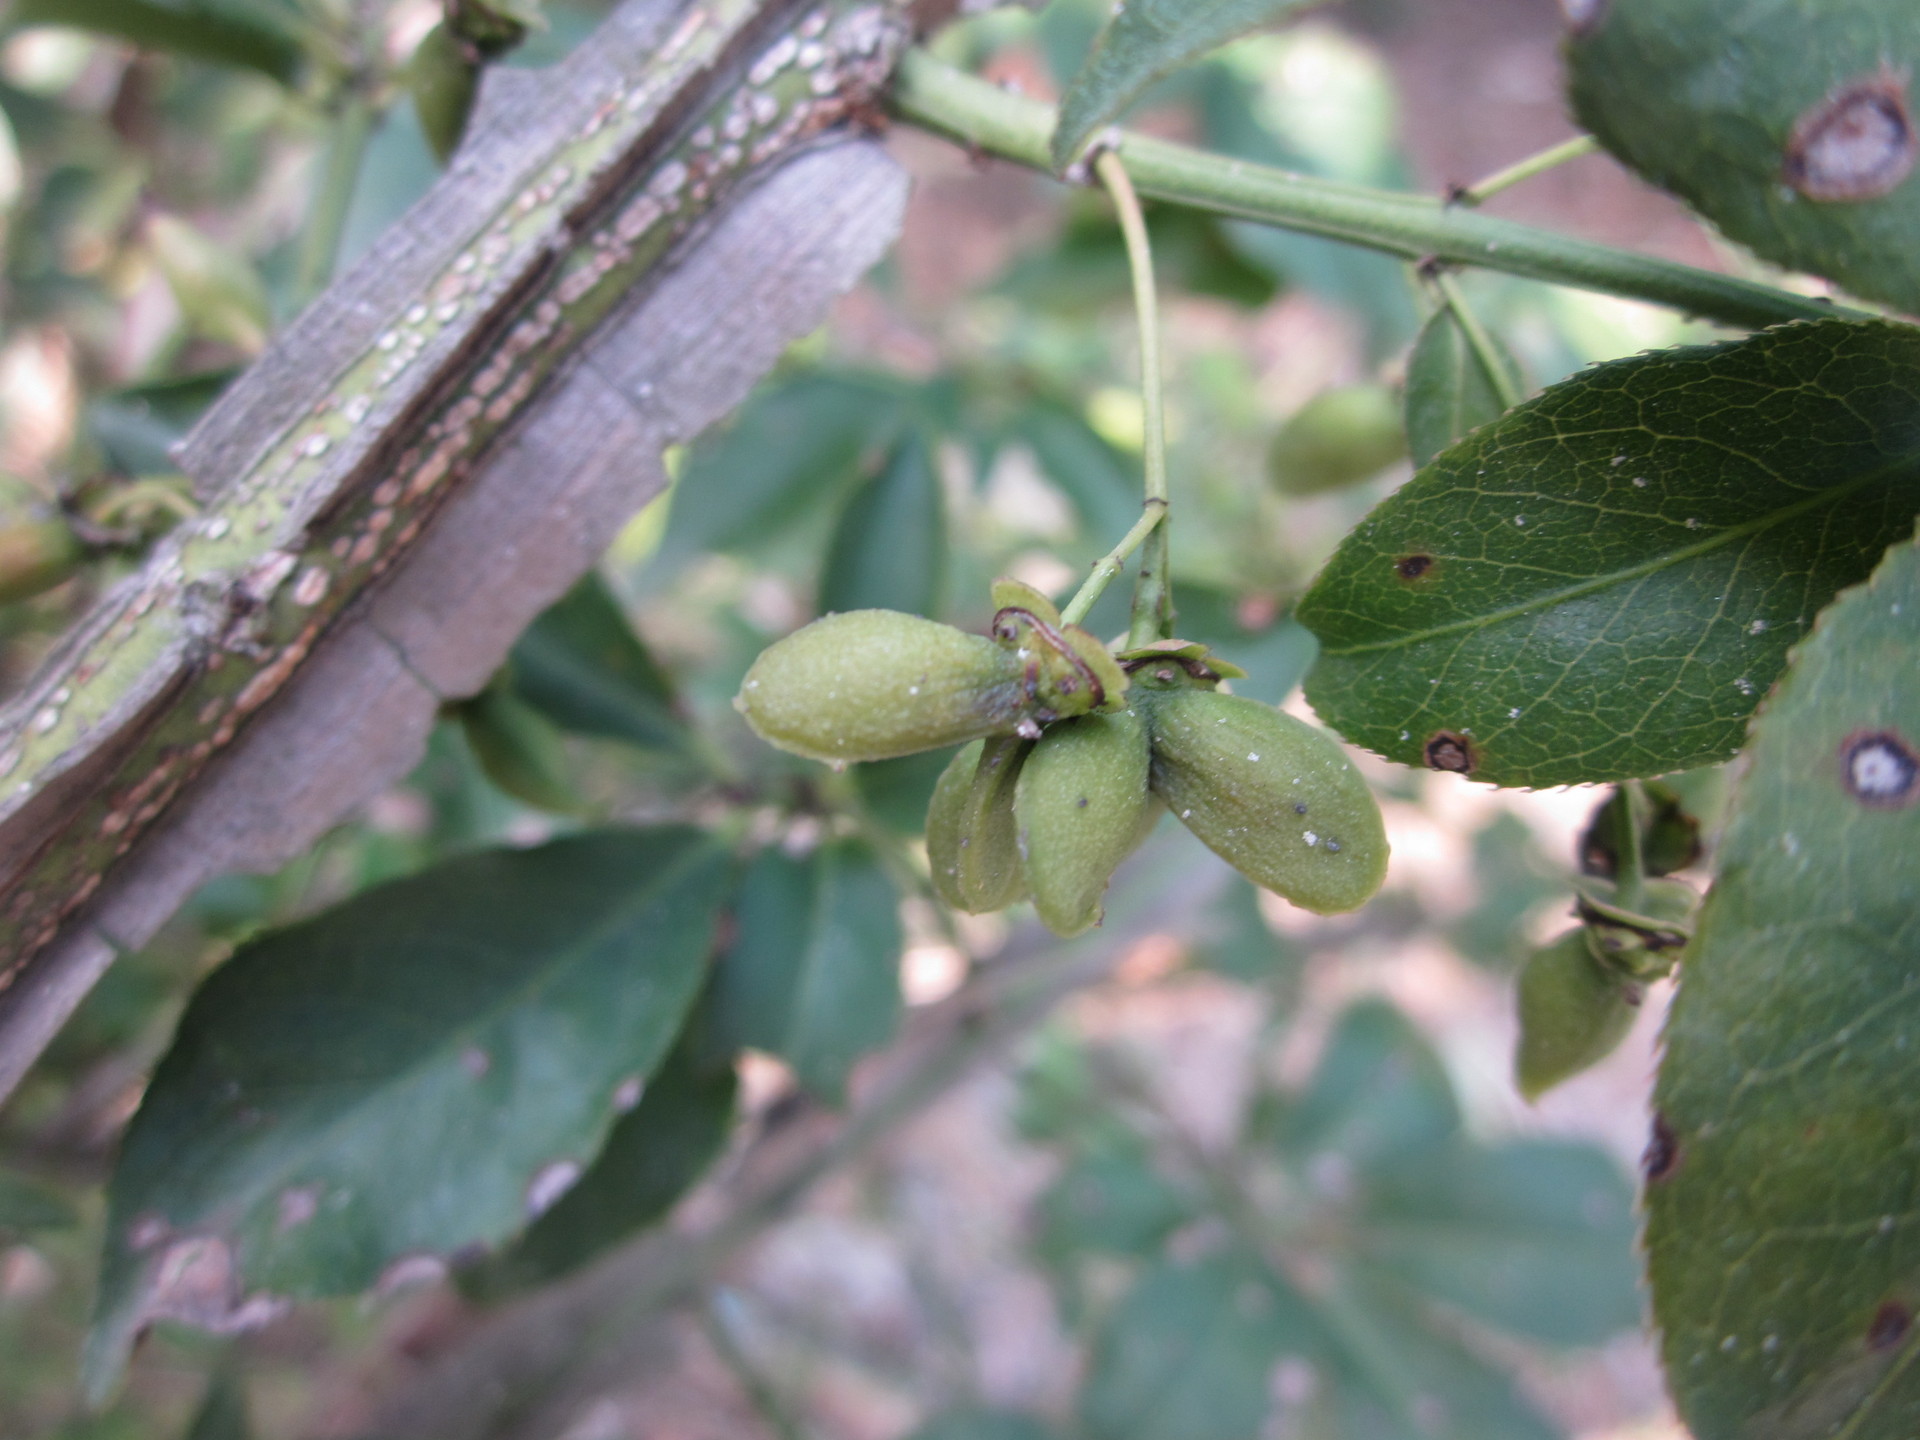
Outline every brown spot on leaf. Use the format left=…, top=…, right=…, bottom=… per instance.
left=1841, top=730, right=1919, bottom=808
left=1785, top=71, right=1917, bottom=202
left=1424, top=731, right=1476, bottom=773
left=1644, top=1113, right=1680, bottom=1183
left=1869, top=1301, right=1912, bottom=1352
left=1394, top=553, right=1436, bottom=581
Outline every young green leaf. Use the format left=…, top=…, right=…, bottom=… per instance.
left=13, top=0, right=308, bottom=84
left=1051, top=0, right=1328, bottom=171
left=819, top=428, right=947, bottom=618
left=1404, top=305, right=1524, bottom=469
left=1569, top=0, right=1920, bottom=315
left=1645, top=528, right=1920, bottom=1440
left=460, top=1030, right=737, bottom=1300
left=1298, top=319, right=1920, bottom=787
left=85, top=828, right=730, bottom=1401
left=509, top=575, right=693, bottom=756
left=698, top=841, right=902, bottom=1104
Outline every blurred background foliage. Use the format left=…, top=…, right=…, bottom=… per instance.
left=0, top=0, right=1733, bottom=1434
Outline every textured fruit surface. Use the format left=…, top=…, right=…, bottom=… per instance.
left=927, top=737, right=1030, bottom=913
left=735, top=611, right=1031, bottom=763
left=1142, top=688, right=1387, bottom=914
left=1015, top=710, right=1153, bottom=937
left=1514, top=929, right=1641, bottom=1102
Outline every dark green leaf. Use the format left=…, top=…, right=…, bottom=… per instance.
left=698, top=841, right=902, bottom=1104
left=455, top=680, right=583, bottom=815
left=1014, top=399, right=1143, bottom=546
left=1359, top=1141, right=1641, bottom=1346
left=86, top=829, right=730, bottom=1400
left=1272, top=1000, right=1458, bottom=1171
left=86, top=371, right=236, bottom=478
left=1569, top=0, right=1920, bottom=314
left=1036, top=1141, right=1193, bottom=1258
left=1404, top=306, right=1523, bottom=471
left=183, top=1369, right=249, bottom=1440
left=1298, top=319, right=1920, bottom=787
left=1052, top=0, right=1327, bottom=170
left=1446, top=813, right=1562, bottom=970
left=461, top=1030, right=737, bottom=1299
left=1079, top=1254, right=1316, bottom=1440
left=1646, top=528, right=1920, bottom=1440
left=907, top=1413, right=1056, bottom=1440
left=658, top=372, right=906, bottom=570
left=819, top=428, right=946, bottom=618
left=12, top=0, right=308, bottom=84
left=0, top=1170, right=76, bottom=1238
left=510, top=575, right=691, bottom=755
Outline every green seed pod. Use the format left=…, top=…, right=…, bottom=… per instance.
left=1015, top=709, right=1153, bottom=937
left=409, top=23, right=481, bottom=165
left=0, top=519, right=83, bottom=605
left=737, top=610, right=1044, bottom=764
left=1514, top=928, right=1643, bottom=1102
left=1267, top=383, right=1408, bottom=497
left=987, top=578, right=1128, bottom=718
left=926, top=736, right=1031, bottom=913
left=1140, top=686, right=1388, bottom=915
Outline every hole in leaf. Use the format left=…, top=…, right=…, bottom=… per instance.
left=1841, top=730, right=1919, bottom=807
left=1424, top=731, right=1476, bottom=773
left=1644, top=1113, right=1680, bottom=1183
left=1785, top=71, right=1917, bottom=202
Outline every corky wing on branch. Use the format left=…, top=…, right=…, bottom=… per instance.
left=0, top=0, right=914, bottom=1105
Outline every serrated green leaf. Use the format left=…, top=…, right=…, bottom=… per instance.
left=1359, top=1140, right=1640, bottom=1347
left=1569, top=0, right=1920, bottom=315
left=1079, top=1254, right=1316, bottom=1440
left=461, top=1029, right=737, bottom=1300
left=1404, top=306, right=1523, bottom=471
left=1051, top=0, right=1327, bottom=171
left=1298, top=319, right=1920, bottom=788
left=698, top=841, right=901, bottom=1104
left=1272, top=1000, right=1459, bottom=1171
left=657, top=372, right=906, bottom=571
left=85, top=828, right=730, bottom=1401
left=12, top=0, right=308, bottom=84
left=509, top=574, right=692, bottom=755
left=0, top=1169, right=76, bottom=1238
left=1645, top=528, right=1920, bottom=1440
left=819, top=428, right=946, bottom=618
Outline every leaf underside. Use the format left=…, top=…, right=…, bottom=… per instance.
left=1297, top=318, right=1920, bottom=788
left=1050, top=0, right=1325, bottom=171
left=1569, top=0, right=1920, bottom=315
left=86, top=828, right=730, bottom=1399
left=1646, top=527, right=1920, bottom=1440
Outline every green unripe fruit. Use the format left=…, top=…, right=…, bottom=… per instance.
left=0, top=519, right=83, bottom=604
left=1140, top=686, right=1388, bottom=915
left=1267, top=383, right=1408, bottom=497
left=927, top=737, right=1030, bottom=913
left=409, top=23, right=480, bottom=165
left=1514, top=928, right=1643, bottom=1101
left=1015, top=709, right=1154, bottom=937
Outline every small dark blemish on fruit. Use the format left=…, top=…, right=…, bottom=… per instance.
left=1644, top=1113, right=1680, bottom=1183
left=1841, top=729, right=1919, bottom=807
left=1870, top=1301, right=1913, bottom=1352
left=1294, top=802, right=1308, bottom=815
left=1424, top=731, right=1476, bottom=773
left=1394, top=553, right=1435, bottom=581
left=1785, top=70, right=1917, bottom=202
left=1077, top=797, right=1089, bottom=808
left=1325, top=839, right=1341, bottom=853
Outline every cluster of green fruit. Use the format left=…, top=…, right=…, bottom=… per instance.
left=735, top=580, right=1389, bottom=936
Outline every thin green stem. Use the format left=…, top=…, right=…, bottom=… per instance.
left=1059, top=497, right=1166, bottom=628
left=891, top=52, right=1847, bottom=332
left=294, top=92, right=377, bottom=307
left=1455, top=134, right=1601, bottom=207
left=1092, top=149, right=1174, bottom=648
left=1431, top=270, right=1523, bottom=411
left=1614, top=781, right=1650, bottom=911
